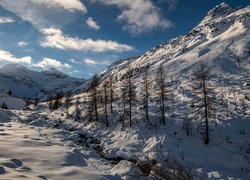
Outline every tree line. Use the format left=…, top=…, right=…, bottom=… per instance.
left=47, top=62, right=249, bottom=145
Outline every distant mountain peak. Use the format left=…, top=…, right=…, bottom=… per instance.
left=208, top=2, right=234, bottom=17
left=42, top=68, right=69, bottom=78
left=2, top=63, right=23, bottom=69
left=1, top=63, right=28, bottom=72
left=218, top=2, right=231, bottom=8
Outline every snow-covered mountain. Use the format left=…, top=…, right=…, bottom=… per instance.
left=100, top=2, right=249, bottom=88
left=0, top=3, right=250, bottom=180
left=0, top=64, right=85, bottom=99
left=49, top=3, right=249, bottom=179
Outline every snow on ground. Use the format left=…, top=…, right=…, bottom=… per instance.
left=0, top=93, right=25, bottom=110
left=0, top=110, right=122, bottom=180
left=2, top=103, right=248, bottom=179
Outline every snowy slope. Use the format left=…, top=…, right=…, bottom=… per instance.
left=0, top=64, right=85, bottom=99
left=100, top=3, right=250, bottom=88
left=57, top=2, right=250, bottom=179
left=0, top=93, right=25, bottom=110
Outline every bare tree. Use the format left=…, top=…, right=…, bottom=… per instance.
left=119, top=84, right=128, bottom=127
left=87, top=75, right=100, bottom=121
left=47, top=94, right=53, bottom=111
left=103, top=83, right=109, bottom=127
left=109, top=74, right=114, bottom=113
left=84, top=94, right=94, bottom=122
left=190, top=62, right=216, bottom=144
left=53, top=91, right=63, bottom=110
left=34, top=97, right=39, bottom=107
left=240, top=93, right=248, bottom=116
left=182, top=112, right=192, bottom=136
left=65, top=92, right=72, bottom=116
left=119, top=65, right=136, bottom=127
left=75, top=96, right=81, bottom=121
left=232, top=89, right=238, bottom=110
left=125, top=65, right=136, bottom=127
left=143, top=68, right=150, bottom=124
left=156, top=64, right=166, bottom=125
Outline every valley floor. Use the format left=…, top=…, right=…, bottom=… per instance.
left=0, top=117, right=118, bottom=179
left=0, top=108, right=250, bottom=180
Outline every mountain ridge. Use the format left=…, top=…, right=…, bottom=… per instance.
left=0, top=63, right=85, bottom=99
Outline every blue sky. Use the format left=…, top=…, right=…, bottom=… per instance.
left=0, top=0, right=248, bottom=78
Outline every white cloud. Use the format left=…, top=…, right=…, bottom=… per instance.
left=0, top=0, right=87, bottom=28
left=0, top=17, right=15, bottom=24
left=94, top=0, right=173, bottom=35
left=36, top=57, right=71, bottom=69
left=84, top=58, right=111, bottom=67
left=86, top=17, right=100, bottom=30
left=84, top=59, right=99, bottom=66
left=0, top=49, right=32, bottom=64
left=40, top=28, right=134, bottom=52
left=29, top=0, right=87, bottom=12
left=17, top=41, right=29, bottom=47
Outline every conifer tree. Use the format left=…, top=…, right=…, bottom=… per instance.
left=75, top=96, right=81, bottom=120
left=155, top=64, right=166, bottom=125
left=127, top=65, right=136, bottom=127
left=109, top=74, right=114, bottom=113
left=87, top=75, right=100, bottom=121
left=65, top=92, right=72, bottom=116
left=190, top=62, right=216, bottom=144
left=143, top=68, right=150, bottom=124
left=34, top=97, right=39, bottom=107
left=103, top=83, right=109, bottom=127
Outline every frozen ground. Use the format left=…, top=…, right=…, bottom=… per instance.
left=0, top=111, right=121, bottom=180
left=1, top=106, right=249, bottom=179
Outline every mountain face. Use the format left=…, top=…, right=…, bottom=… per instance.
left=0, top=64, right=85, bottom=99
left=100, top=3, right=250, bottom=89
left=68, top=4, right=249, bottom=178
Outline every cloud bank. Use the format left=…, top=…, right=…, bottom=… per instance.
left=0, top=49, right=32, bottom=64
left=40, top=28, right=134, bottom=52
left=36, top=57, right=70, bottom=69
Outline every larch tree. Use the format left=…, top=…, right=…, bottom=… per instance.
left=109, top=74, right=114, bottom=114
left=75, top=96, right=81, bottom=121
left=190, top=62, right=216, bottom=145
left=156, top=64, right=166, bottom=125
left=87, top=74, right=100, bottom=122
left=120, top=65, right=136, bottom=127
left=65, top=92, right=72, bottom=116
left=127, top=65, right=136, bottom=127
left=100, top=82, right=109, bottom=127
left=143, top=68, right=150, bottom=124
